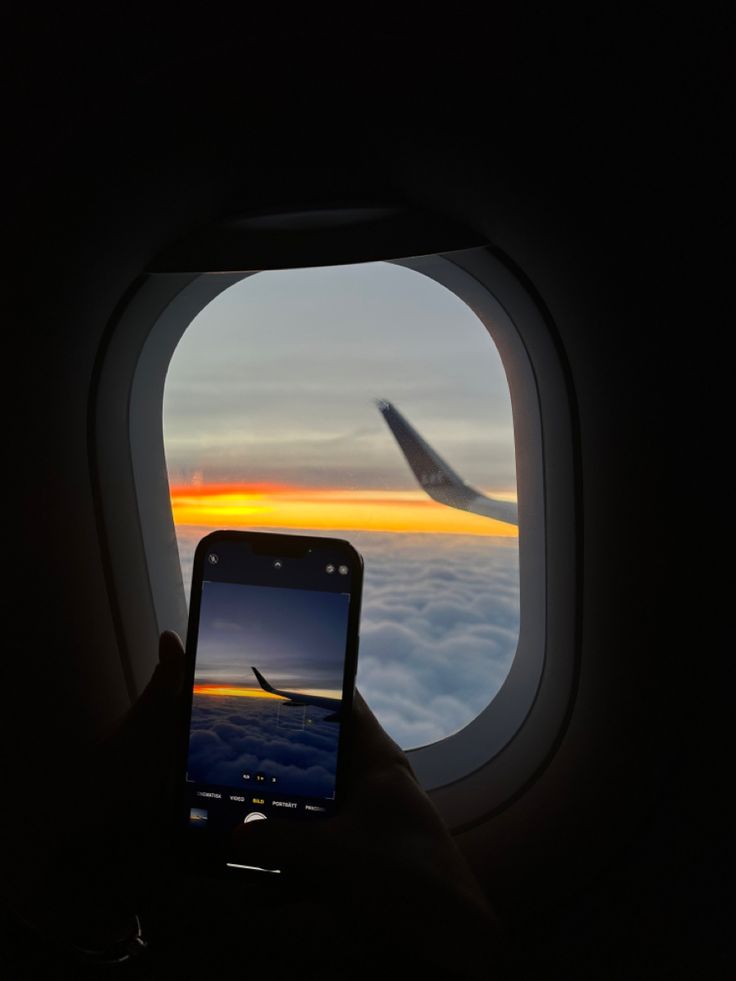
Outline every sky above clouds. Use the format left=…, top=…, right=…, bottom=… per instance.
left=164, top=262, right=520, bottom=749
left=196, top=579, right=349, bottom=693
left=163, top=261, right=517, bottom=494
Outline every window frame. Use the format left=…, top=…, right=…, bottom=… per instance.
left=91, top=245, right=578, bottom=830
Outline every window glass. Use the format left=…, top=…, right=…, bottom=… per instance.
left=163, top=262, right=519, bottom=749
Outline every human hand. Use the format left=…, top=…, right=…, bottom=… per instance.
left=230, top=690, right=499, bottom=977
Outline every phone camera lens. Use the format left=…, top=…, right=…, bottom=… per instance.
left=338, top=565, right=349, bottom=575
left=273, top=560, right=283, bottom=570
left=326, top=564, right=335, bottom=574
left=207, top=553, right=219, bottom=565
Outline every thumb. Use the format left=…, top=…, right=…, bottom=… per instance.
left=122, top=630, right=187, bottom=726
left=103, top=630, right=187, bottom=794
left=148, top=629, right=187, bottom=699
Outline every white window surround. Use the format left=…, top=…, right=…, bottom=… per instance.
left=91, top=246, right=578, bottom=832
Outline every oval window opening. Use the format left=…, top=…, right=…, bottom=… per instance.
left=163, top=261, right=519, bottom=750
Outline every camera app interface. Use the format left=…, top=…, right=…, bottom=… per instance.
left=186, top=541, right=353, bottom=830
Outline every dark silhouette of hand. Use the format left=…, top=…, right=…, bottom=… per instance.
left=230, top=689, right=499, bottom=978
left=8, top=630, right=499, bottom=979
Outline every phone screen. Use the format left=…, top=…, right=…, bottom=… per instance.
left=182, top=532, right=362, bottom=864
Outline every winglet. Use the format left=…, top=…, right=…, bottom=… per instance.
left=375, top=399, right=518, bottom=525
left=375, top=399, right=483, bottom=510
left=252, top=666, right=276, bottom=694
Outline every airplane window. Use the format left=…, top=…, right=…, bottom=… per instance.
left=162, top=261, right=519, bottom=750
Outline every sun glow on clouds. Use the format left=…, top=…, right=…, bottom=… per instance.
left=170, top=482, right=518, bottom=537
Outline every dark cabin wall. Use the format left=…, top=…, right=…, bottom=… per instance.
left=4, top=12, right=730, bottom=977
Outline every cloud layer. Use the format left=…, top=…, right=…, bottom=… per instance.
left=176, top=527, right=520, bottom=750
left=188, top=694, right=338, bottom=798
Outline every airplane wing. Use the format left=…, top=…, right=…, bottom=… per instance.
left=375, top=399, right=518, bottom=526
left=251, top=666, right=342, bottom=716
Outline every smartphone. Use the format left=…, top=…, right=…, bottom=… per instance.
left=179, top=530, right=363, bottom=872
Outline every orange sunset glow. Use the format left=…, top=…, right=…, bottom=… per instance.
left=193, top=684, right=281, bottom=699
left=170, top=482, right=518, bottom=537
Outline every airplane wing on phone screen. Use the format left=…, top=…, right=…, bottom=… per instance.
left=251, top=666, right=342, bottom=718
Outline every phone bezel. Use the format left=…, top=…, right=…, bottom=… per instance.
left=177, top=529, right=363, bottom=871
